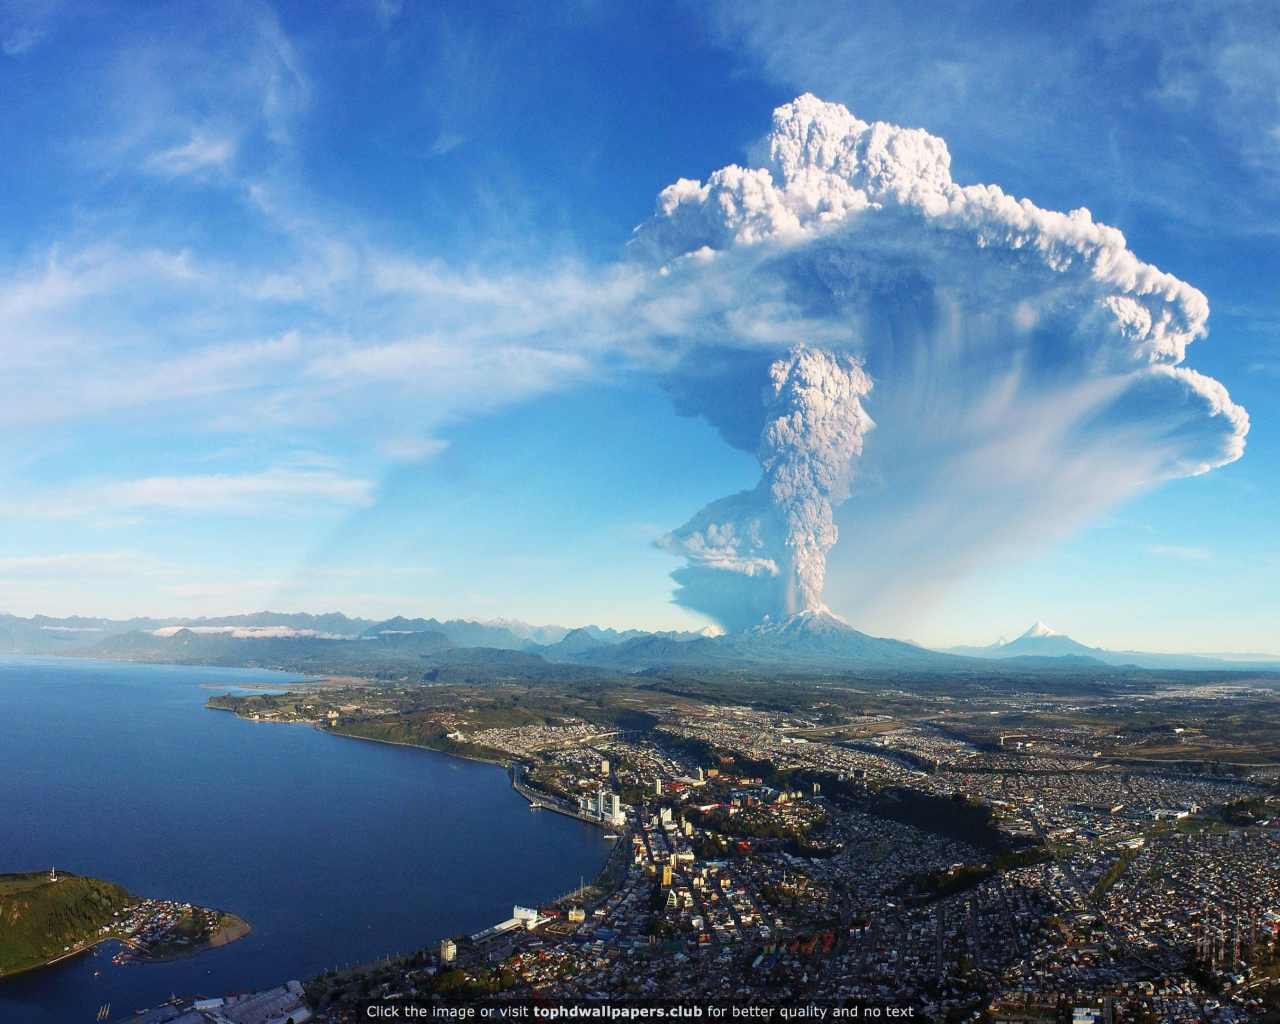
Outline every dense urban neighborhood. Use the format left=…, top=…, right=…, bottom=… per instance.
left=183, top=673, right=1280, bottom=1023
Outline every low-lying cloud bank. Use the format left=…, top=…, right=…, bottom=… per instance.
left=637, top=95, right=1247, bottom=631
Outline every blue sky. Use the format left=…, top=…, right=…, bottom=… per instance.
left=0, top=0, right=1276, bottom=653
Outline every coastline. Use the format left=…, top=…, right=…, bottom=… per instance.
left=200, top=700, right=629, bottom=958
left=220, top=705, right=629, bottom=874
left=0, top=914, right=252, bottom=980
left=203, top=698, right=514, bottom=766
left=323, top=724, right=623, bottom=838
left=320, top=723, right=512, bottom=768
left=309, top=724, right=621, bottom=836
left=214, top=701, right=626, bottom=839
left=206, top=699, right=626, bottom=841
left=132, top=914, right=253, bottom=965
left=314, top=726, right=631, bottom=909
left=0, top=938, right=111, bottom=980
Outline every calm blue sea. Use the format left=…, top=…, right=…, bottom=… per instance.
left=0, top=656, right=612, bottom=1024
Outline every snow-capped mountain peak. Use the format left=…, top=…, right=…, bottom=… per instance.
left=1020, top=621, right=1062, bottom=639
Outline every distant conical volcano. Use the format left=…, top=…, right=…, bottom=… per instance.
left=938, top=623, right=1280, bottom=671
left=943, top=621, right=1098, bottom=661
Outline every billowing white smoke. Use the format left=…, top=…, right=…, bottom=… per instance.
left=661, top=347, right=873, bottom=625
left=762, top=347, right=874, bottom=612
left=638, top=95, right=1248, bottom=634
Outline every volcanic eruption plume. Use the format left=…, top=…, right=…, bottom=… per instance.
left=762, top=347, right=873, bottom=613
left=660, top=346, right=874, bottom=624
left=638, top=95, right=1248, bottom=633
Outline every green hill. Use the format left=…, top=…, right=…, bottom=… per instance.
left=0, top=872, right=133, bottom=976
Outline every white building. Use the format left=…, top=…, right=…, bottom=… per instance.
left=577, top=787, right=625, bottom=827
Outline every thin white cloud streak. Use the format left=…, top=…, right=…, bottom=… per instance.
left=96, top=469, right=375, bottom=513
left=377, top=437, right=449, bottom=462
left=0, top=469, right=375, bottom=520
left=145, top=132, right=237, bottom=178
left=0, top=550, right=169, bottom=580
left=0, top=244, right=202, bottom=321
left=0, top=564, right=287, bottom=618
left=309, top=337, right=593, bottom=394
left=1144, top=543, right=1212, bottom=561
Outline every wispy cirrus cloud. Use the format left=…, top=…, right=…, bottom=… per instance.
left=94, top=468, right=375, bottom=513
left=1144, top=543, right=1213, bottom=561
left=0, top=243, right=202, bottom=321
left=0, top=0, right=62, bottom=55
left=89, top=1, right=307, bottom=178
left=145, top=131, right=237, bottom=178
left=0, top=550, right=169, bottom=580
left=0, top=469, right=375, bottom=521
left=0, top=226, right=656, bottom=438
left=704, top=0, right=1280, bottom=231
left=0, top=5, right=648, bottom=458
left=376, top=437, right=449, bottom=462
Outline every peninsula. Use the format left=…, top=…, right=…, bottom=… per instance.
left=0, top=870, right=250, bottom=977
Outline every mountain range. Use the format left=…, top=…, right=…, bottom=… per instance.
left=0, top=612, right=710, bottom=658
left=0, top=608, right=950, bottom=673
left=0, top=611, right=1276, bottom=676
left=534, top=610, right=946, bottom=670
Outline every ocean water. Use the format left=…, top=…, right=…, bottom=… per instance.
left=0, top=656, right=612, bottom=1024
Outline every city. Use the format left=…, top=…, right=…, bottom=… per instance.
left=192, top=673, right=1280, bottom=1022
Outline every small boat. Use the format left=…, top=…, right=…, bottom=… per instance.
left=603, top=833, right=619, bottom=840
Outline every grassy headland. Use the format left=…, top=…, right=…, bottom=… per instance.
left=0, top=871, right=251, bottom=976
left=0, top=872, right=131, bottom=975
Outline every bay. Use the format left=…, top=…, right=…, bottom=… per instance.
left=0, top=656, right=612, bottom=1024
